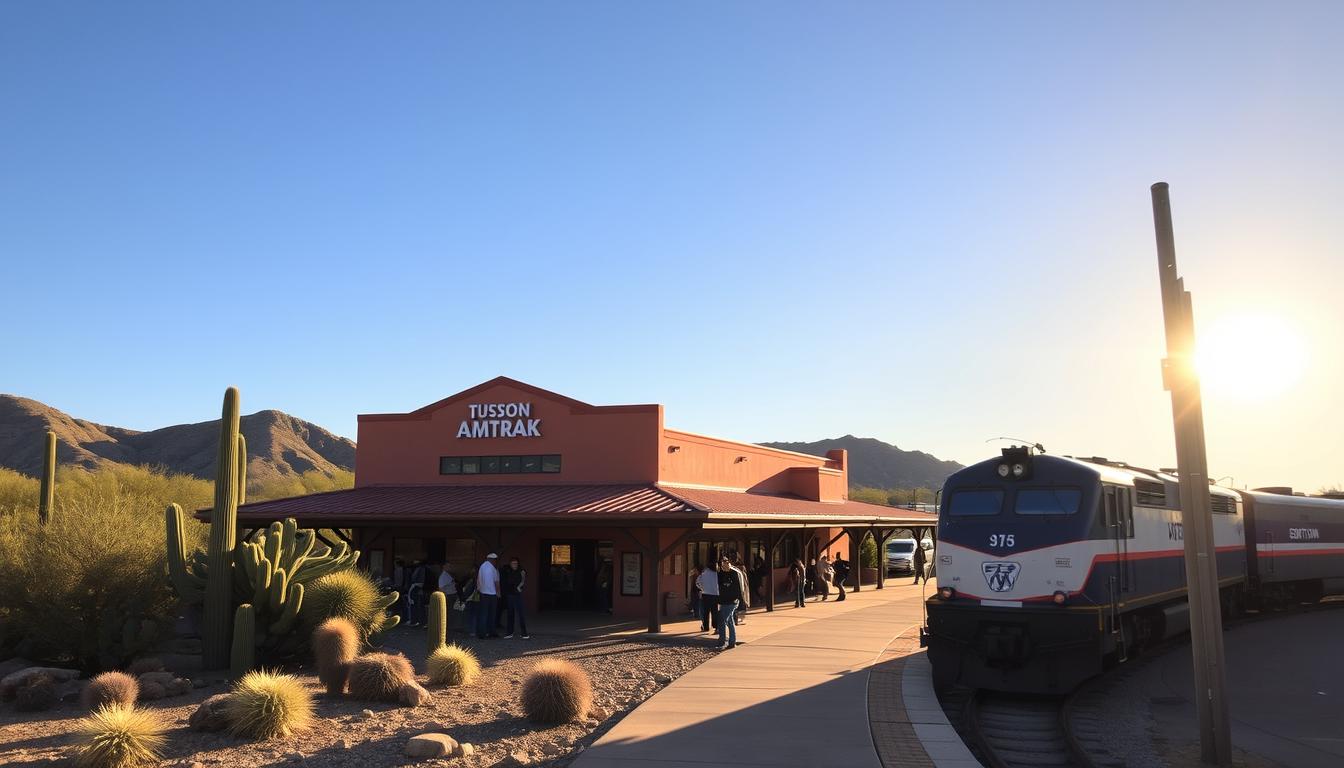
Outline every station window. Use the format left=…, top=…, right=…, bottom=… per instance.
left=439, top=454, right=562, bottom=475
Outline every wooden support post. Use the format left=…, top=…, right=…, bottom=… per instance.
left=875, top=526, right=889, bottom=590
left=764, top=529, right=777, bottom=612
left=848, top=527, right=862, bottom=592
left=647, top=527, right=661, bottom=634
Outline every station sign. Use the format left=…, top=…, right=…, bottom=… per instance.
left=456, top=401, right=543, bottom=439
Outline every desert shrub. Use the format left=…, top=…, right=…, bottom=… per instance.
left=0, top=467, right=39, bottom=518
left=224, top=669, right=313, bottom=740
left=347, top=652, right=415, bottom=702
left=860, top=535, right=878, bottom=569
left=73, top=705, right=166, bottom=768
left=81, top=671, right=139, bottom=711
left=426, top=643, right=481, bottom=687
left=248, top=469, right=354, bottom=501
left=312, top=617, right=359, bottom=694
left=0, top=466, right=205, bottom=670
left=301, top=569, right=394, bottom=640
left=15, top=673, right=59, bottom=711
left=521, top=658, right=592, bottom=724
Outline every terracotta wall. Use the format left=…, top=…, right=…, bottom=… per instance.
left=355, top=381, right=662, bottom=487
left=659, top=429, right=848, bottom=499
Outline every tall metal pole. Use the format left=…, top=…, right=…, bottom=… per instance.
left=1151, top=182, right=1233, bottom=766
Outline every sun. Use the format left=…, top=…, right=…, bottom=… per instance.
left=1194, top=312, right=1308, bottom=401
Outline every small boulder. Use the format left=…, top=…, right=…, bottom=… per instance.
left=359, top=709, right=376, bottom=720
left=137, top=671, right=177, bottom=688
left=459, top=743, right=474, bottom=757
left=139, top=680, right=167, bottom=700
left=398, top=682, right=433, bottom=708
left=0, top=666, right=79, bottom=699
left=188, top=693, right=232, bottom=732
left=127, top=658, right=165, bottom=676
left=405, top=733, right=457, bottom=759
left=654, top=673, right=673, bottom=684
left=506, top=751, right=533, bottom=767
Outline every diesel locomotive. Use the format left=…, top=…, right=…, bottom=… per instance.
left=922, top=447, right=1344, bottom=693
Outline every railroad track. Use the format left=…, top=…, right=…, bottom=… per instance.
left=963, top=690, right=1087, bottom=768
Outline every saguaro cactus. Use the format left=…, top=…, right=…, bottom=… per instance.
left=231, top=604, right=256, bottom=678
left=202, top=387, right=243, bottom=669
left=427, top=591, right=447, bottom=651
left=38, top=431, right=56, bottom=525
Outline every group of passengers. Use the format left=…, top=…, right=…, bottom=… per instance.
left=691, top=550, right=851, bottom=650
left=390, top=553, right=530, bottom=641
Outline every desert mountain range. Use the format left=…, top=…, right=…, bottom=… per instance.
left=0, top=394, right=355, bottom=483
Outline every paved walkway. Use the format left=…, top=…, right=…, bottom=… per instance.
left=573, top=583, right=978, bottom=768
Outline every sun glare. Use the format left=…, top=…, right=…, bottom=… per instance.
left=1194, top=313, right=1308, bottom=401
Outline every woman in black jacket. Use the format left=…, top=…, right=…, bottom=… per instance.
left=716, top=556, right=745, bottom=650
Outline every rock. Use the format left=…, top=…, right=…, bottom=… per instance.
left=285, top=752, right=304, bottom=762
left=189, top=694, right=232, bottom=732
left=542, top=742, right=565, bottom=756
left=359, top=709, right=376, bottom=719
left=585, top=718, right=601, bottom=727
left=405, top=733, right=457, bottom=759
left=193, top=678, right=210, bottom=689
left=335, top=739, right=351, bottom=750
left=139, top=680, right=167, bottom=700
left=138, top=671, right=177, bottom=688
left=166, top=677, right=194, bottom=696
left=398, top=682, right=433, bottom=707
left=654, top=673, right=673, bottom=684
left=592, top=706, right=610, bottom=719
left=0, top=666, right=79, bottom=699
left=505, top=751, right=533, bottom=767
left=459, top=743, right=474, bottom=757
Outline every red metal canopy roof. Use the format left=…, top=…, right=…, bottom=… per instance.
left=220, top=483, right=933, bottom=526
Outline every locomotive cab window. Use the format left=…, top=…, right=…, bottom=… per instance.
left=946, top=490, right=1004, bottom=516
left=1014, top=488, right=1081, bottom=515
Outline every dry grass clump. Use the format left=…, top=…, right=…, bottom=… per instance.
left=73, top=705, right=166, bottom=768
left=521, top=658, right=592, bottom=724
left=426, top=643, right=481, bottom=687
left=223, top=669, right=313, bottom=740
left=15, top=673, right=58, bottom=711
left=81, top=671, right=139, bottom=711
left=348, top=652, right=415, bottom=702
left=312, top=617, right=359, bottom=694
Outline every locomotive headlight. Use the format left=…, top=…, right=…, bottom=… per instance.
left=1052, top=591, right=1067, bottom=605
left=997, top=464, right=1011, bottom=478
left=939, top=586, right=955, bottom=600
left=1012, top=463, right=1026, bottom=478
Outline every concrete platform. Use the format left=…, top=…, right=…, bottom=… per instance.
left=573, top=582, right=979, bottom=768
left=1127, top=607, right=1344, bottom=767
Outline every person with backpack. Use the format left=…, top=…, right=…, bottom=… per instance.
left=832, top=551, right=851, bottom=602
left=789, top=558, right=807, bottom=608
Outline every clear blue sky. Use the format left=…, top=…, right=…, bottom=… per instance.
left=3, top=3, right=1341, bottom=491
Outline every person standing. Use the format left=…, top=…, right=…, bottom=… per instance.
left=475, top=553, right=501, bottom=639
left=407, top=560, right=429, bottom=626
left=790, top=558, right=807, bottom=608
left=596, top=558, right=613, bottom=614
left=716, top=556, right=743, bottom=650
left=501, top=556, right=530, bottom=639
left=438, top=563, right=456, bottom=597
left=815, top=554, right=832, bottom=602
left=696, top=561, right=720, bottom=632
left=832, top=551, right=850, bottom=602
left=729, top=552, right=750, bottom=625
left=913, top=542, right=928, bottom=585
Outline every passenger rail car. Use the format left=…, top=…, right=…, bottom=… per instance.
left=923, top=448, right=1344, bottom=694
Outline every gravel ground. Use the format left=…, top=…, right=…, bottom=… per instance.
left=0, top=628, right=718, bottom=768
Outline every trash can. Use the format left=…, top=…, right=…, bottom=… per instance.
left=663, top=591, right=680, bottom=617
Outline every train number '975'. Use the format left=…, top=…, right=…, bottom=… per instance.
left=989, top=534, right=1015, bottom=548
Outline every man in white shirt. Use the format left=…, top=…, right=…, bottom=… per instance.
left=696, top=562, right=720, bottom=632
left=438, top=563, right=456, bottom=595
left=476, top=553, right=501, bottom=639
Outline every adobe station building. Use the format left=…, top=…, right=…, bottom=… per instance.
left=235, top=377, right=936, bottom=631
